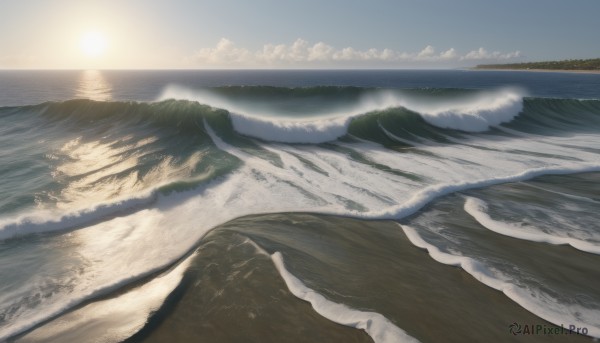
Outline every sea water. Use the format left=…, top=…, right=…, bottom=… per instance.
left=0, top=70, right=599, bottom=342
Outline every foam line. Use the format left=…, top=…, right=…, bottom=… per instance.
left=376, top=164, right=600, bottom=221
left=17, top=253, right=195, bottom=343
left=0, top=192, right=157, bottom=241
left=401, top=225, right=600, bottom=339
left=271, top=252, right=420, bottom=343
left=464, top=196, right=600, bottom=255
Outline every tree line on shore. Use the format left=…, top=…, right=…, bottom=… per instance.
left=476, top=58, right=600, bottom=70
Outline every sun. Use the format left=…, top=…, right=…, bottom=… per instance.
left=80, top=31, right=107, bottom=58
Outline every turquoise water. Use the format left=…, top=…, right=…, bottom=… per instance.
left=1, top=70, right=599, bottom=342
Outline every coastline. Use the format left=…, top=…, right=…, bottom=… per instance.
left=470, top=68, right=600, bottom=75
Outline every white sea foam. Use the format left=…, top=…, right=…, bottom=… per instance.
left=464, top=196, right=600, bottom=255
left=271, top=252, right=419, bottom=343
left=0, top=192, right=156, bottom=241
left=6, top=157, right=595, bottom=340
left=0, top=215, right=195, bottom=342
left=375, top=164, right=600, bottom=221
left=401, top=225, right=600, bottom=339
left=2, top=126, right=599, bottom=246
left=17, top=253, right=195, bottom=343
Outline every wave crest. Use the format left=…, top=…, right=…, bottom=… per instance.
left=159, top=85, right=525, bottom=143
left=17, top=86, right=600, bottom=146
left=416, top=89, right=524, bottom=132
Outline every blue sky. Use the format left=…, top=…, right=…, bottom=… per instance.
left=1, top=0, right=599, bottom=69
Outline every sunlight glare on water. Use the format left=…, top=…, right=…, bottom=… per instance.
left=76, top=70, right=112, bottom=101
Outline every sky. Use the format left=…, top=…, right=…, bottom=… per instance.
left=1, top=0, right=599, bottom=69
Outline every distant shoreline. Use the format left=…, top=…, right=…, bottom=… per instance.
left=473, top=58, right=600, bottom=74
left=471, top=68, right=600, bottom=75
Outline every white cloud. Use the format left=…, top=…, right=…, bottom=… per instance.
left=461, top=47, right=522, bottom=61
left=258, top=39, right=311, bottom=63
left=417, top=45, right=436, bottom=59
left=440, top=48, right=458, bottom=60
left=414, top=46, right=459, bottom=61
left=308, top=42, right=335, bottom=61
left=193, top=38, right=253, bottom=64
left=188, top=38, right=522, bottom=67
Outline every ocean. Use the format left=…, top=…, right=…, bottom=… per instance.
left=0, top=69, right=599, bottom=342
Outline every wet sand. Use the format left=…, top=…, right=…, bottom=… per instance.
left=131, top=213, right=592, bottom=342
left=127, top=229, right=370, bottom=343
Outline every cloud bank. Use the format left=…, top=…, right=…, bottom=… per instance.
left=187, top=38, right=522, bottom=68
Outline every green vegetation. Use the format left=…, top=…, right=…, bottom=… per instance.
left=476, top=58, right=600, bottom=71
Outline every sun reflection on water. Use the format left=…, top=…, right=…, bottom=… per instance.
left=48, top=134, right=207, bottom=211
left=76, top=70, right=112, bottom=101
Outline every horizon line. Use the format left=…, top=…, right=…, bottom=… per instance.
left=0, top=67, right=473, bottom=71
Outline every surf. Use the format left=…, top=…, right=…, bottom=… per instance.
left=2, top=84, right=600, bottom=341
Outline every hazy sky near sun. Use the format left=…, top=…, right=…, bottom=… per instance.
left=1, top=0, right=599, bottom=69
